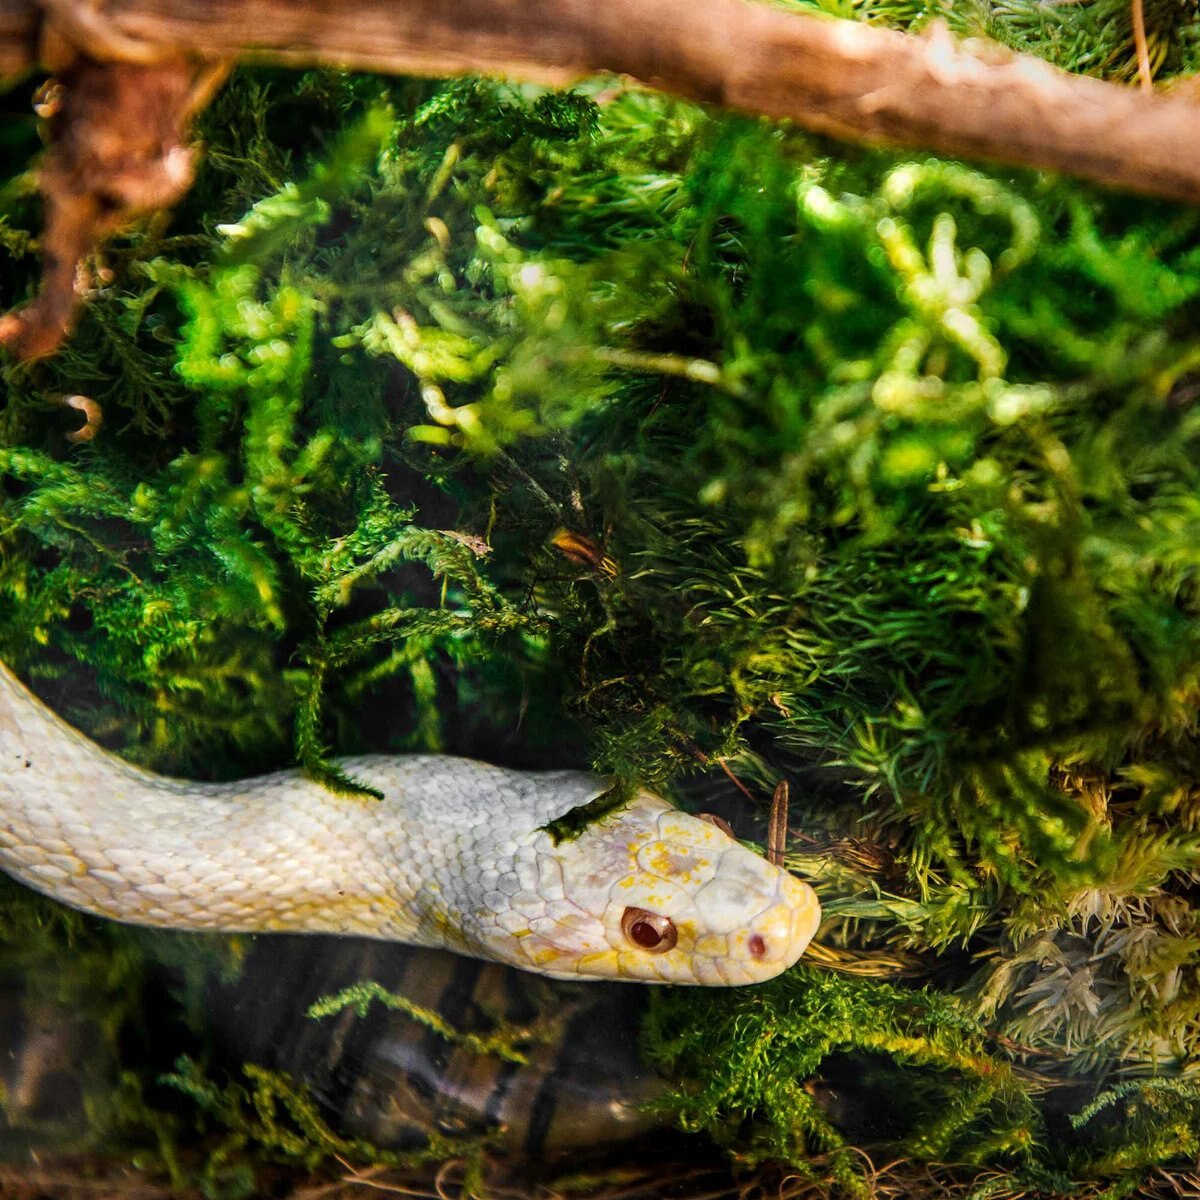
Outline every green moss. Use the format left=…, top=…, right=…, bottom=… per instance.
left=305, top=980, right=544, bottom=1063
left=644, top=967, right=1039, bottom=1186
left=540, top=779, right=638, bottom=844
left=160, top=1055, right=490, bottom=1200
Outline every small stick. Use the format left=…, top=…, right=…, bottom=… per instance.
left=767, top=779, right=788, bottom=867
left=716, top=756, right=757, bottom=803
left=1131, top=0, right=1153, bottom=93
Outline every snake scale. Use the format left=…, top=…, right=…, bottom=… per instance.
left=0, top=661, right=820, bottom=985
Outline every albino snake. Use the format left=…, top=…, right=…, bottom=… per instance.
left=0, top=660, right=820, bottom=985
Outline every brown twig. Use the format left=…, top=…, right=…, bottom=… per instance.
left=0, top=45, right=229, bottom=358
left=767, top=779, right=788, bottom=867
left=715, top=756, right=757, bottom=803
left=6, top=0, right=1194, bottom=195
left=1131, top=0, right=1153, bottom=92
left=0, top=0, right=1199, bottom=360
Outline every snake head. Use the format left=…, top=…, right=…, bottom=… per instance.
left=486, top=791, right=821, bottom=985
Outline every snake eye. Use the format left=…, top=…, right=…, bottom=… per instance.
left=621, top=906, right=677, bottom=953
left=696, top=812, right=735, bottom=837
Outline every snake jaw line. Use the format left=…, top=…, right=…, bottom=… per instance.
left=0, top=661, right=820, bottom=985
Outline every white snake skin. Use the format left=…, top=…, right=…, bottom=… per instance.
left=0, top=661, right=820, bottom=984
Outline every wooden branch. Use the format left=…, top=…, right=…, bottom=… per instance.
left=0, top=52, right=228, bottom=359
left=1, top=0, right=1198, bottom=359
left=20, top=0, right=1200, bottom=204
left=0, top=0, right=37, bottom=78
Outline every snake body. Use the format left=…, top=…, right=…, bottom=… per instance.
left=0, top=661, right=820, bottom=984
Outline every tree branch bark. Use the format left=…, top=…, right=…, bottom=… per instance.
left=1, top=0, right=1198, bottom=359
left=0, top=0, right=37, bottom=78
left=18, top=0, right=1200, bottom=207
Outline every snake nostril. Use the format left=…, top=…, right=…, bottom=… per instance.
left=749, top=934, right=767, bottom=959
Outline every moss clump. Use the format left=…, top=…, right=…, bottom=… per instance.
left=643, top=966, right=1039, bottom=1191
left=158, top=1055, right=492, bottom=1199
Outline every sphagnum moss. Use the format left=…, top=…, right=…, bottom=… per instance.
left=3, top=4, right=1200, bottom=1196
